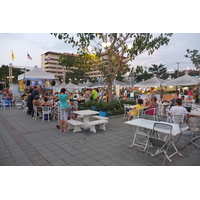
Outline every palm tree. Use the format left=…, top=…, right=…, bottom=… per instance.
left=148, top=63, right=167, bottom=78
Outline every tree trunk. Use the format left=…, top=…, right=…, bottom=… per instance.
left=107, top=78, right=113, bottom=102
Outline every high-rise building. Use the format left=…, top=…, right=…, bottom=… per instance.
left=41, top=51, right=103, bottom=82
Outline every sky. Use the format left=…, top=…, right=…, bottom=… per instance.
left=0, top=33, right=199, bottom=72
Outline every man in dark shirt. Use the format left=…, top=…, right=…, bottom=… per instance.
left=31, top=86, right=39, bottom=100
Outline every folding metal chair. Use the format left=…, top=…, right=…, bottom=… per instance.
left=170, top=115, right=191, bottom=148
left=144, top=122, right=182, bottom=165
left=185, top=135, right=200, bottom=165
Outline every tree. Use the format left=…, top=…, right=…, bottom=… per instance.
left=185, top=49, right=200, bottom=69
left=52, top=33, right=173, bottom=101
left=148, top=63, right=167, bottom=78
left=0, top=65, right=25, bottom=90
left=59, top=54, right=86, bottom=84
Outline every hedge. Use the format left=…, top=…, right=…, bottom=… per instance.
left=78, top=99, right=136, bottom=116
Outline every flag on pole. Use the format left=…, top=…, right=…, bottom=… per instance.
left=27, top=53, right=32, bottom=60
left=11, top=50, right=15, bottom=61
left=45, top=56, right=51, bottom=62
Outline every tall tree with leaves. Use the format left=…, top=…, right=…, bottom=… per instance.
left=185, top=49, right=200, bottom=69
left=52, top=33, right=173, bottom=101
left=148, top=63, right=167, bottom=78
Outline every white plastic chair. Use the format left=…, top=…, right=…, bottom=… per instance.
left=42, top=106, right=52, bottom=122
left=22, top=100, right=28, bottom=113
left=123, top=104, right=131, bottom=119
left=33, top=106, right=41, bottom=120
left=15, top=99, right=23, bottom=109
left=143, top=107, right=158, bottom=121
left=1, top=99, right=11, bottom=110
left=129, top=108, right=144, bottom=120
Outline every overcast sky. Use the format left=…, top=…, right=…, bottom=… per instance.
left=0, top=33, right=199, bottom=72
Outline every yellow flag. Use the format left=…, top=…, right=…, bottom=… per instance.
left=11, top=50, right=15, bottom=61
left=19, top=80, right=25, bottom=91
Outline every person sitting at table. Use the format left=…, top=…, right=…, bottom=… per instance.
left=41, top=97, right=53, bottom=107
left=128, top=99, right=144, bottom=120
left=68, top=98, right=78, bottom=120
left=168, top=98, right=190, bottom=122
left=145, top=96, right=159, bottom=115
left=168, top=98, right=176, bottom=109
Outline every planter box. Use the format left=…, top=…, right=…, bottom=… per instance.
left=99, top=111, right=107, bottom=117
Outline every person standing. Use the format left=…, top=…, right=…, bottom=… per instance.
left=57, top=88, right=69, bottom=133
left=31, top=86, right=39, bottom=100
left=85, top=89, right=91, bottom=102
left=92, top=88, right=98, bottom=100
left=29, top=86, right=39, bottom=116
left=123, top=89, right=127, bottom=100
left=187, top=88, right=193, bottom=101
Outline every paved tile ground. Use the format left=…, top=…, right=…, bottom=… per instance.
left=0, top=106, right=199, bottom=166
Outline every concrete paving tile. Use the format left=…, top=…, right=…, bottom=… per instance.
left=45, top=156, right=62, bottom=163
left=79, top=157, right=96, bottom=165
left=62, top=156, right=80, bottom=164
left=0, top=152, right=11, bottom=160
left=57, top=152, right=72, bottom=160
left=15, top=158, right=33, bottom=166
left=98, top=157, right=115, bottom=165
left=1, top=108, right=200, bottom=166
left=0, top=157, right=15, bottom=165
left=90, top=154, right=106, bottom=161
left=50, top=160, right=68, bottom=166
left=73, top=153, right=89, bottom=160
left=32, top=159, right=50, bottom=166
left=40, top=152, right=56, bottom=158
left=68, top=160, right=85, bottom=166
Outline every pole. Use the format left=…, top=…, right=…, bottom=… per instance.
left=176, top=62, right=180, bottom=77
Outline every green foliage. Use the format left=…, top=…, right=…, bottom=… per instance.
left=185, top=49, right=200, bottom=69
left=52, top=33, right=173, bottom=101
left=148, top=63, right=167, bottom=78
left=78, top=99, right=136, bottom=116
left=0, top=65, right=25, bottom=88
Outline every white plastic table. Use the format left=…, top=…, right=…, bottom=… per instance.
left=124, top=118, right=183, bottom=159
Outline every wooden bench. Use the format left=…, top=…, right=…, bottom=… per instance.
left=67, top=120, right=83, bottom=133
left=91, top=115, right=109, bottom=120
left=87, top=119, right=108, bottom=133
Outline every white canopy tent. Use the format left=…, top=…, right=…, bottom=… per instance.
left=54, top=82, right=79, bottom=93
left=18, top=67, right=55, bottom=81
left=76, top=80, right=93, bottom=89
left=162, top=72, right=200, bottom=86
left=90, top=81, right=106, bottom=88
left=134, top=75, right=166, bottom=88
